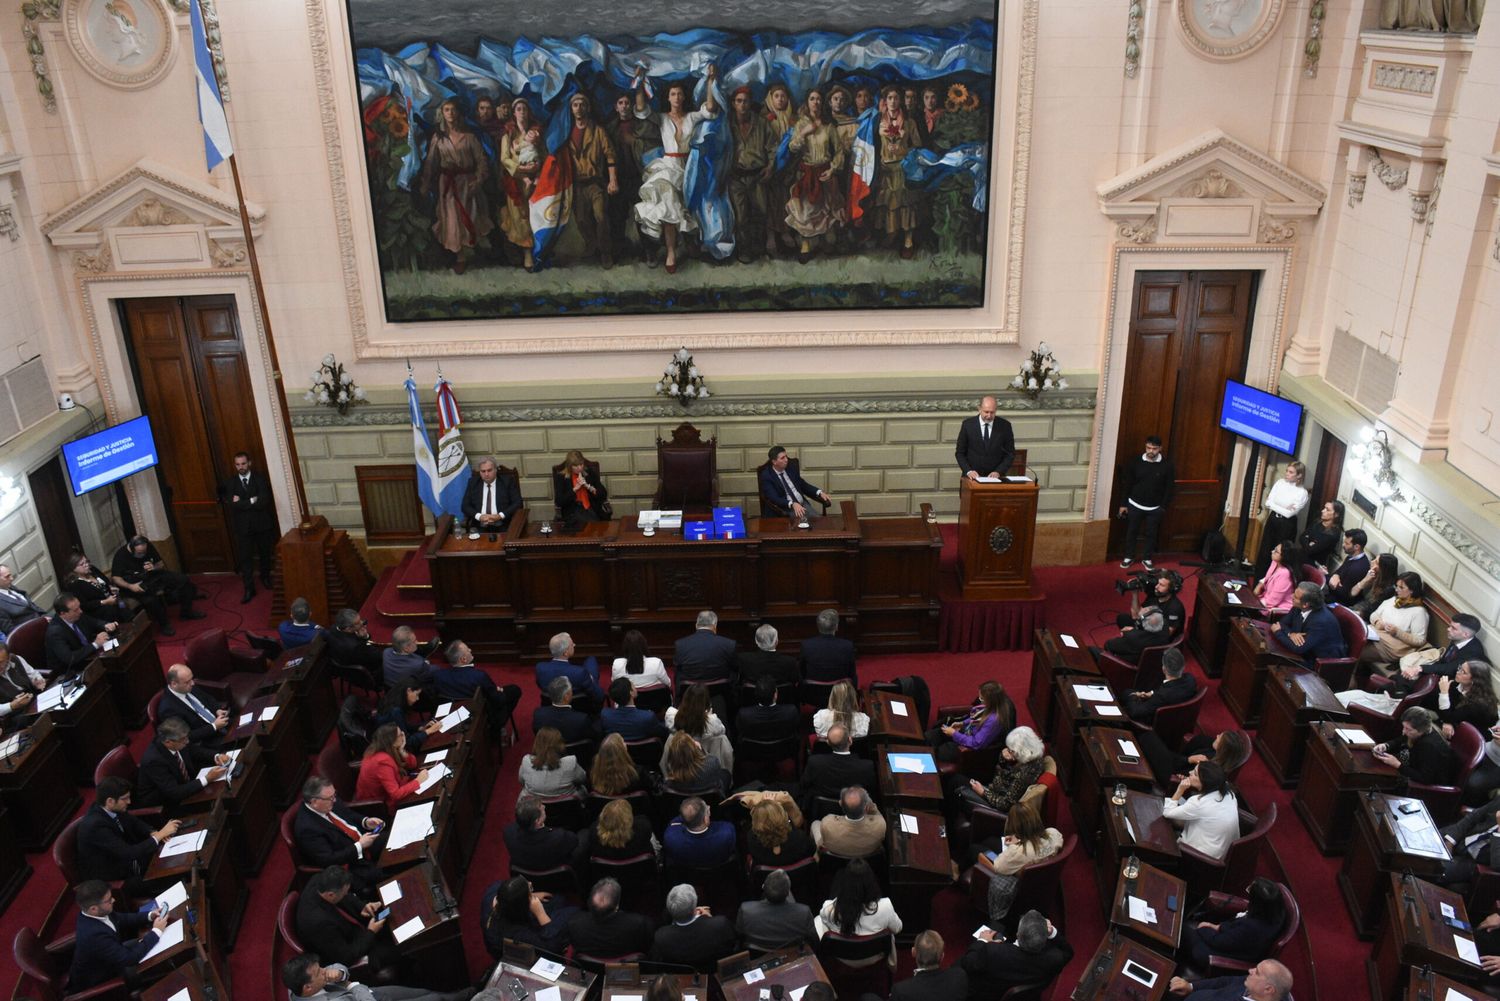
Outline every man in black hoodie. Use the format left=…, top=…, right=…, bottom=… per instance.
left=1118, top=435, right=1175, bottom=570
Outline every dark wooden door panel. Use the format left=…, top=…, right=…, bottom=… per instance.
left=29, top=459, right=83, bottom=585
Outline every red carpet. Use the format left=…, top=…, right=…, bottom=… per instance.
left=1, top=553, right=1371, bottom=1000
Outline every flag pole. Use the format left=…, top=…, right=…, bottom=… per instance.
left=227, top=153, right=309, bottom=523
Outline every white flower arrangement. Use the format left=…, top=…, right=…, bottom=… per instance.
left=654, top=346, right=711, bottom=407
left=1009, top=341, right=1067, bottom=401
left=305, top=355, right=366, bottom=416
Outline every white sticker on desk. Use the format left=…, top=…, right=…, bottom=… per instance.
left=1441, top=901, right=1457, bottom=920
left=1118, top=739, right=1139, bottom=757
left=536, top=988, right=562, bottom=1001
left=167, top=989, right=191, bottom=1001
left=1455, top=935, right=1480, bottom=964
left=742, top=968, right=766, bottom=984
left=1226, top=593, right=1241, bottom=605
left=259, top=706, right=278, bottom=721
left=379, top=881, right=403, bottom=905
left=1095, top=704, right=1123, bottom=717
left=1060, top=634, right=1079, bottom=649
left=900, top=814, right=919, bottom=834
left=238, top=712, right=253, bottom=727
left=790, top=988, right=808, bottom=1001
left=392, top=916, right=426, bottom=943
left=435, top=702, right=453, bottom=718
left=889, top=701, right=908, bottom=717
left=531, top=959, right=566, bottom=982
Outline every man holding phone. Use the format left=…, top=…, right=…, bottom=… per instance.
left=295, top=866, right=404, bottom=979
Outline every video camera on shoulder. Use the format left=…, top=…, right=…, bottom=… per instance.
left=1114, top=568, right=1183, bottom=596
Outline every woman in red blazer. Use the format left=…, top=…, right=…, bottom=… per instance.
left=356, top=723, right=429, bottom=812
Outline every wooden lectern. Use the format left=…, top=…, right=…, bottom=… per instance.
left=274, top=515, right=375, bottom=628
left=957, top=478, right=1039, bottom=600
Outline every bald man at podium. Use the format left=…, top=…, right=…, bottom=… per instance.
left=955, top=396, right=1015, bottom=481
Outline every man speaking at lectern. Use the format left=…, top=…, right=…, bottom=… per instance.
left=956, top=396, right=1015, bottom=481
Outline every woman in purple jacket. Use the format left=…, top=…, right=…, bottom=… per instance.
left=928, top=680, right=1015, bottom=762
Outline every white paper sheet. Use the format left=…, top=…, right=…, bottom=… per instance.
left=972, top=925, right=997, bottom=941
left=536, top=988, right=562, bottom=1001
left=1446, top=988, right=1479, bottom=1001
left=889, top=701, right=909, bottom=717
left=1126, top=896, right=1157, bottom=925
left=789, top=988, right=808, bottom=1001
left=155, top=881, right=189, bottom=913
left=1060, top=634, right=1079, bottom=649
left=379, top=881, right=404, bottom=906
left=237, top=712, right=253, bottom=727
left=1441, top=902, right=1457, bottom=919
left=439, top=706, right=471, bottom=732
left=167, top=989, right=191, bottom=1001
left=1226, top=593, right=1242, bottom=605
left=435, top=702, right=453, bottom=718
left=391, top=915, right=426, bottom=943
left=742, top=968, right=766, bottom=984
left=416, top=763, right=449, bottom=795
left=1095, top=704, right=1123, bottom=717
left=259, top=706, right=278, bottom=721
left=1335, top=727, right=1375, bottom=746
left=1124, top=819, right=1137, bottom=842
left=103, top=638, right=119, bottom=651
left=387, top=801, right=436, bottom=850
left=140, top=919, right=184, bottom=961
left=1118, top=739, right=1140, bottom=757
left=974, top=475, right=1002, bottom=483
left=1455, top=935, right=1480, bottom=964
left=194, top=764, right=225, bottom=784
left=159, top=830, right=207, bottom=858
left=532, top=959, right=566, bottom=981
left=1074, top=684, right=1113, bottom=702
left=37, top=685, right=83, bottom=712
left=423, top=749, right=448, bottom=764
left=888, top=754, right=928, bottom=774
left=899, top=814, right=919, bottom=834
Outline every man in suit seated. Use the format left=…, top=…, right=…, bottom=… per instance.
left=328, top=609, right=388, bottom=682
left=955, top=396, right=1016, bottom=481
left=136, top=716, right=231, bottom=815
left=602, top=678, right=669, bottom=741
left=1388, top=613, right=1488, bottom=693
left=735, top=624, right=800, bottom=689
left=1122, top=648, right=1197, bottom=723
left=961, top=911, right=1073, bottom=997
left=382, top=626, right=438, bottom=706
left=567, top=877, right=654, bottom=959
left=504, top=793, right=581, bottom=872
left=44, top=593, right=116, bottom=676
left=279, top=597, right=324, bottom=650
left=461, top=456, right=522, bottom=534
left=157, top=664, right=232, bottom=748
left=78, top=776, right=182, bottom=895
left=294, top=776, right=385, bottom=894
left=662, top=796, right=736, bottom=868
left=800, top=724, right=874, bottom=814
left=295, top=865, right=402, bottom=978
left=1100, top=609, right=1168, bottom=665
left=887, top=931, right=967, bottom=1001
left=736, top=869, right=817, bottom=950
left=435, top=639, right=522, bottom=730
left=651, top=883, right=738, bottom=970
left=534, top=631, right=603, bottom=709
left=674, top=610, right=736, bottom=692
left=811, top=785, right=887, bottom=858
left=281, top=953, right=474, bottom=1001
left=1167, top=959, right=1293, bottom=1000
left=0, top=639, right=47, bottom=729
left=68, top=880, right=169, bottom=992
left=799, top=608, right=857, bottom=685
left=759, top=446, right=831, bottom=521
left=1323, top=529, right=1371, bottom=606
left=0, top=563, right=46, bottom=634
left=532, top=677, right=602, bottom=744
left=1270, top=582, right=1346, bottom=667
left=737, top=676, right=801, bottom=742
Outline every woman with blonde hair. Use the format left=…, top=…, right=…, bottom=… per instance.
left=519, top=726, right=585, bottom=799
left=747, top=797, right=814, bottom=866
left=588, top=733, right=644, bottom=797
left=665, top=683, right=734, bottom=771
left=553, top=449, right=611, bottom=530
left=582, top=797, right=658, bottom=860
left=812, top=680, right=870, bottom=739
left=1255, top=461, right=1309, bottom=575
left=661, top=730, right=728, bottom=796
left=970, top=798, right=1064, bottom=923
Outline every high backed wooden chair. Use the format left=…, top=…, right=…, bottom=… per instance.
left=653, top=424, right=718, bottom=510
left=7, top=617, right=47, bottom=668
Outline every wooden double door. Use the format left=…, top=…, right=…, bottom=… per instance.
left=1109, top=270, right=1258, bottom=557
left=119, top=296, right=270, bottom=574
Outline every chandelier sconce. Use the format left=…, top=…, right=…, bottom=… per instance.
left=1348, top=425, right=1404, bottom=503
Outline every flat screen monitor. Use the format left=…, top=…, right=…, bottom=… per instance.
left=1218, top=379, right=1304, bottom=456
left=61, top=415, right=160, bottom=496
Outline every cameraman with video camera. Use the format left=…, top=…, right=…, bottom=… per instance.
left=1114, top=569, right=1186, bottom=638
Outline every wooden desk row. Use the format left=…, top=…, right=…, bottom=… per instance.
left=484, top=945, right=831, bottom=1001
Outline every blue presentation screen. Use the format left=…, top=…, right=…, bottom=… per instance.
left=1218, top=380, right=1304, bottom=456
left=61, top=415, right=159, bottom=496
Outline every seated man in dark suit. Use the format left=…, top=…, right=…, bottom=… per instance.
left=293, top=776, right=385, bottom=893
left=662, top=796, right=736, bottom=868
left=44, top=593, right=115, bottom=675
left=157, top=663, right=232, bottom=748
left=532, top=677, right=603, bottom=743
left=0, top=563, right=46, bottom=634
left=1438, top=797, right=1500, bottom=889
left=961, top=910, right=1073, bottom=998
left=135, top=716, right=231, bottom=815
left=280, top=953, right=472, bottom=1001
left=1323, top=529, right=1371, bottom=606
left=674, top=610, right=736, bottom=691
left=504, top=793, right=581, bottom=872
left=1167, top=959, right=1293, bottom=1001
left=1100, top=608, right=1168, bottom=665
left=295, top=865, right=402, bottom=976
left=328, top=608, right=388, bottom=681
left=735, top=869, right=817, bottom=950
left=651, top=882, right=738, bottom=970
left=1269, top=583, right=1346, bottom=667
left=891, top=931, right=968, bottom=1001
left=382, top=626, right=437, bottom=703
left=735, top=624, right=800, bottom=689
left=1122, top=648, right=1197, bottom=723
left=77, top=776, right=181, bottom=895
left=567, top=877, right=654, bottom=959
left=68, top=880, right=169, bottom=992
left=759, top=446, right=831, bottom=521
left=800, top=724, right=875, bottom=813
left=436, top=639, right=522, bottom=730
left=461, top=456, right=522, bottom=534
left=799, top=608, right=857, bottom=685
left=737, top=676, right=801, bottom=742
left=602, top=678, right=670, bottom=741
left=534, top=631, right=604, bottom=708
left=1389, top=613, right=1488, bottom=692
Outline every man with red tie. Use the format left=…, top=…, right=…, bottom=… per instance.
left=292, top=776, right=386, bottom=894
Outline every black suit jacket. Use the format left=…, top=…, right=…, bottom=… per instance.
left=532, top=703, right=602, bottom=743
left=44, top=613, right=105, bottom=675
left=77, top=804, right=159, bottom=882
left=955, top=415, right=1016, bottom=478
left=1400, top=729, right=1456, bottom=787
left=70, top=910, right=157, bottom=991
left=758, top=460, right=823, bottom=515
left=1325, top=552, right=1371, bottom=605
left=1426, top=637, right=1490, bottom=678
left=461, top=473, right=522, bottom=528
left=737, top=704, right=801, bottom=742
left=328, top=629, right=386, bottom=674
left=293, top=802, right=375, bottom=869
left=295, top=889, right=378, bottom=967
left=1125, top=674, right=1198, bottom=723
left=798, top=634, right=857, bottom=684
left=566, top=909, right=655, bottom=958
left=1440, top=794, right=1500, bottom=869
left=554, top=468, right=610, bottom=524
left=156, top=686, right=226, bottom=746
left=220, top=470, right=275, bottom=535
left=650, top=915, right=739, bottom=970
left=960, top=936, right=1074, bottom=995
left=734, top=650, right=800, bottom=688
left=504, top=822, right=581, bottom=872
left=0, top=587, right=44, bottom=634
left=892, top=967, right=969, bottom=1001
left=674, top=630, right=736, bottom=687
left=801, top=752, right=876, bottom=808
left=136, top=738, right=218, bottom=812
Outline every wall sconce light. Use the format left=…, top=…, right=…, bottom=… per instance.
left=1348, top=425, right=1404, bottom=503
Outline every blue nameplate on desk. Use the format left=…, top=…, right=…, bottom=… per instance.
left=886, top=751, right=937, bottom=774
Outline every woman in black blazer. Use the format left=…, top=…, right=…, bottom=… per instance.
left=554, top=450, right=611, bottom=530
left=63, top=551, right=132, bottom=625
left=1438, top=661, right=1500, bottom=736
left=1182, top=877, right=1285, bottom=969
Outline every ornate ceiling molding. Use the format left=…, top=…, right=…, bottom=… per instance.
left=21, top=0, right=62, bottom=112
left=1099, top=128, right=1326, bottom=206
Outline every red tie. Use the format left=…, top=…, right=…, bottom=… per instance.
left=175, top=752, right=188, bottom=781
left=328, top=811, right=361, bottom=841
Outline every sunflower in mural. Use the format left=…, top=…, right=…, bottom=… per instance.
left=945, top=82, right=971, bottom=113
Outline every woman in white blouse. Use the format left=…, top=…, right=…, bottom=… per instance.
left=518, top=727, right=586, bottom=799
left=812, top=681, right=871, bottom=740
left=610, top=629, right=673, bottom=691
left=1163, top=761, right=1240, bottom=860
left=814, top=857, right=903, bottom=940
left=1255, top=461, right=1309, bottom=575
left=1359, top=572, right=1431, bottom=677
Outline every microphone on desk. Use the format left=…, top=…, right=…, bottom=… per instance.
left=194, top=949, right=219, bottom=1001
left=432, top=874, right=455, bottom=916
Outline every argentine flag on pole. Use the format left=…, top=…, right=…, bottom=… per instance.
left=405, top=368, right=444, bottom=517
left=431, top=371, right=473, bottom=517
left=189, top=0, right=232, bottom=171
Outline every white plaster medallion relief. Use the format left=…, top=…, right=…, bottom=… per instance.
left=1177, top=0, right=1286, bottom=60
left=63, top=0, right=177, bottom=90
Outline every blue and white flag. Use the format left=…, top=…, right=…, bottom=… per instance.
left=189, top=0, right=232, bottom=171
left=431, top=373, right=472, bottom=517
left=682, top=77, right=735, bottom=260
left=903, top=142, right=990, bottom=213
left=405, top=369, right=444, bottom=517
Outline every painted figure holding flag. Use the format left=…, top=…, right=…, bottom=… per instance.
left=632, top=63, right=720, bottom=274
